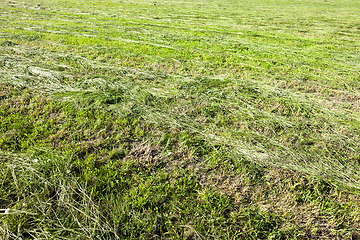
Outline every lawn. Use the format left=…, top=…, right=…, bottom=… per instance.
left=1, top=0, right=360, bottom=238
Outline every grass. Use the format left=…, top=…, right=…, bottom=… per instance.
left=1, top=0, right=360, bottom=238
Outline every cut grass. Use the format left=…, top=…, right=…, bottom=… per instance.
left=1, top=84, right=360, bottom=239
left=1, top=0, right=360, bottom=238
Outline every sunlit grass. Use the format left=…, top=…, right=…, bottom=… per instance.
left=1, top=0, right=360, bottom=238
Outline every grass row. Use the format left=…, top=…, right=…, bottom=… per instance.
left=1, top=0, right=360, bottom=238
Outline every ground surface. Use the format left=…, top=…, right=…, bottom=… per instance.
left=1, top=0, right=360, bottom=239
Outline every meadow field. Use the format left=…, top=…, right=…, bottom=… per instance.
left=1, top=0, right=360, bottom=238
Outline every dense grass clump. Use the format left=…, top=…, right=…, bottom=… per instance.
left=1, top=0, right=360, bottom=238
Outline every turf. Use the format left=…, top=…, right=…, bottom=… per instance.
left=1, top=0, right=360, bottom=239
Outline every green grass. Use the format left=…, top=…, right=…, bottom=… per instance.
left=1, top=0, right=360, bottom=238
